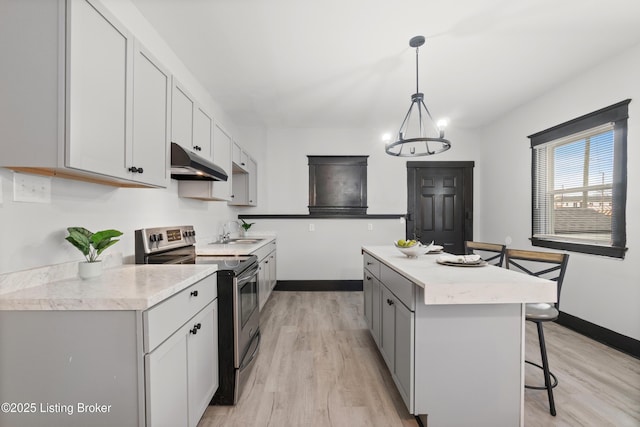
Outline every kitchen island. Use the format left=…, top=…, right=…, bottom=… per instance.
left=362, top=245, right=556, bottom=427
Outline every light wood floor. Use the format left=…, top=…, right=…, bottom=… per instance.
left=199, top=291, right=640, bottom=427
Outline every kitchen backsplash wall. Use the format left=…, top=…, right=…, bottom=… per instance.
left=0, top=167, right=237, bottom=274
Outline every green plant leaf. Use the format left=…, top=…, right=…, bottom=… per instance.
left=65, top=227, right=122, bottom=262
left=65, top=228, right=92, bottom=257
left=95, top=239, right=120, bottom=257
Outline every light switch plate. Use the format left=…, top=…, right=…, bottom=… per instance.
left=13, top=172, right=51, bottom=203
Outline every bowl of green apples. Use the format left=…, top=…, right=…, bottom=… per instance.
left=393, top=239, right=425, bottom=257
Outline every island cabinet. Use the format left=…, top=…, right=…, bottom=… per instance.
left=1, top=0, right=170, bottom=188
left=362, top=245, right=557, bottom=427
left=363, top=252, right=414, bottom=412
left=0, top=271, right=219, bottom=427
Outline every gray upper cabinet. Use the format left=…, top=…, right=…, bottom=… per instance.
left=193, top=105, right=213, bottom=160
left=66, top=0, right=133, bottom=180
left=177, top=122, right=233, bottom=201
left=0, top=0, right=169, bottom=188
left=171, top=79, right=195, bottom=152
left=131, top=42, right=170, bottom=187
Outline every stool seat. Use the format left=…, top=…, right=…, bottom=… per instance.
left=525, top=303, right=559, bottom=321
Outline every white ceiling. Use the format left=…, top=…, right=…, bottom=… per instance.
left=130, top=0, right=640, bottom=131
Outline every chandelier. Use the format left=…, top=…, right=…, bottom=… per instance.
left=385, top=36, right=451, bottom=157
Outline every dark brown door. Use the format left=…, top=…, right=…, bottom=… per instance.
left=407, top=161, right=474, bottom=255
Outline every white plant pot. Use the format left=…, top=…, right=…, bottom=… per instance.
left=78, top=261, right=102, bottom=279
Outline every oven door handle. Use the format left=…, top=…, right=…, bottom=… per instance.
left=237, top=265, right=259, bottom=285
left=239, top=330, right=261, bottom=371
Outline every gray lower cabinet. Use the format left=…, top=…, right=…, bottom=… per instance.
left=254, top=240, right=277, bottom=311
left=145, top=300, right=218, bottom=427
left=363, top=259, right=414, bottom=412
left=0, top=275, right=218, bottom=427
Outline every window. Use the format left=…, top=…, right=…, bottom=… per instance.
left=529, top=100, right=630, bottom=258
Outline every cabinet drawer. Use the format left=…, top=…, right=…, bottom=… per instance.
left=144, top=274, right=217, bottom=353
left=363, top=252, right=380, bottom=279
left=380, top=264, right=415, bottom=311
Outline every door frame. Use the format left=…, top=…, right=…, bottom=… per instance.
left=406, top=161, right=474, bottom=249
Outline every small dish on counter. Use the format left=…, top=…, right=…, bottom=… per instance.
left=394, top=241, right=426, bottom=257
left=436, top=254, right=488, bottom=267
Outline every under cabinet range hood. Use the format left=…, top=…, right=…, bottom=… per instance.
left=170, top=142, right=228, bottom=181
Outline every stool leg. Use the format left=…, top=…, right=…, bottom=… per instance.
left=537, top=322, right=556, bottom=416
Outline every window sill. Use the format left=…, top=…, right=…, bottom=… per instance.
left=530, top=237, right=627, bottom=259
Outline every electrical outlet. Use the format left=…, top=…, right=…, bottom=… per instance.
left=13, top=172, right=51, bottom=203
left=309, top=223, right=315, bottom=232
left=367, top=223, right=373, bottom=231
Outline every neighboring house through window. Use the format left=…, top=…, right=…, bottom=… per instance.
left=528, top=99, right=630, bottom=258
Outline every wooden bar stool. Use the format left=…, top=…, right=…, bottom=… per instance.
left=505, top=249, right=569, bottom=416
left=464, top=241, right=507, bottom=267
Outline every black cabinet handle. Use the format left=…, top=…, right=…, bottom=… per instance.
left=386, top=299, right=394, bottom=306
left=190, top=290, right=198, bottom=297
left=366, top=261, right=373, bottom=265
left=189, top=323, right=202, bottom=335
left=366, top=276, right=372, bottom=280
left=193, top=145, right=201, bottom=151
left=128, top=166, right=143, bottom=173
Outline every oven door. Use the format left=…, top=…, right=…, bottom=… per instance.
left=234, top=263, right=260, bottom=368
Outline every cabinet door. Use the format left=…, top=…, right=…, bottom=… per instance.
left=268, top=251, right=277, bottom=290
left=193, top=105, right=212, bottom=159
left=211, top=124, right=232, bottom=200
left=380, top=286, right=396, bottom=372
left=371, top=276, right=381, bottom=346
left=187, top=301, right=218, bottom=427
left=247, top=157, right=258, bottom=206
left=171, top=79, right=194, bottom=151
left=131, top=42, right=169, bottom=187
left=394, top=301, right=414, bottom=412
left=363, top=270, right=374, bottom=331
left=232, top=142, right=248, bottom=172
left=146, top=327, right=189, bottom=427
left=66, top=0, right=133, bottom=178
left=258, top=260, right=268, bottom=311
left=230, top=172, right=249, bottom=205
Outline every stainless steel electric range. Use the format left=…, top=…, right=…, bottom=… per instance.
left=135, top=225, right=260, bottom=405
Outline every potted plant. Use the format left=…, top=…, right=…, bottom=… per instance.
left=65, top=227, right=123, bottom=279
left=238, top=219, right=255, bottom=237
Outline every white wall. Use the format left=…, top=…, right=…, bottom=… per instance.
left=478, top=43, right=640, bottom=340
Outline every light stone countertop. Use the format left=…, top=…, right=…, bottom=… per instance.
left=362, top=245, right=557, bottom=305
left=196, top=235, right=276, bottom=256
left=0, top=263, right=217, bottom=311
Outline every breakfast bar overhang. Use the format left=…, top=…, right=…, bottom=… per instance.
left=361, top=245, right=557, bottom=427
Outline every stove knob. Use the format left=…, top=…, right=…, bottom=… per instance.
left=183, top=231, right=188, bottom=238
left=192, top=230, right=196, bottom=237
left=157, top=234, right=164, bottom=241
left=149, top=234, right=157, bottom=242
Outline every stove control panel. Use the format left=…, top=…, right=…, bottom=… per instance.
left=135, top=225, right=196, bottom=256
